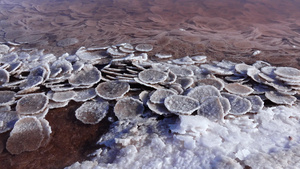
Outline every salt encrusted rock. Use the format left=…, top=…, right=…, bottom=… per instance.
left=146, top=101, right=171, bottom=116
left=0, top=68, right=9, bottom=85
left=258, top=72, right=276, bottom=82
left=56, top=38, right=79, bottom=47
left=138, top=69, right=168, bottom=84
left=51, top=90, right=77, bottom=102
left=168, top=66, right=194, bottom=77
left=246, top=95, right=264, bottom=112
left=168, top=83, right=184, bottom=94
left=222, top=93, right=252, bottom=115
left=39, top=118, right=52, bottom=147
left=163, top=71, right=177, bottom=84
left=235, top=63, right=253, bottom=75
left=68, top=64, right=101, bottom=86
left=201, top=64, right=234, bottom=75
left=172, top=56, right=195, bottom=65
left=274, top=67, right=300, bottom=79
left=75, top=100, right=109, bottom=124
left=6, top=117, right=44, bottom=154
left=72, top=61, right=85, bottom=72
left=253, top=60, right=271, bottom=69
left=16, top=93, right=48, bottom=115
left=0, top=91, right=15, bottom=106
left=198, top=96, right=224, bottom=122
left=0, top=111, right=19, bottom=133
left=73, top=88, right=97, bottom=102
left=50, top=59, right=73, bottom=77
left=135, top=44, right=153, bottom=52
left=0, top=53, right=18, bottom=63
left=175, top=77, right=194, bottom=89
left=224, top=83, right=254, bottom=96
left=96, top=81, right=130, bottom=100
left=265, top=91, right=297, bottom=105
left=195, top=78, right=225, bottom=91
left=225, top=75, right=248, bottom=82
left=0, top=44, right=9, bottom=54
left=191, top=55, right=207, bottom=63
left=114, top=97, right=144, bottom=120
left=134, top=77, right=163, bottom=90
left=107, top=47, right=126, bottom=57
left=149, top=89, right=176, bottom=104
left=164, top=95, right=200, bottom=115
left=187, top=85, right=221, bottom=103
left=48, top=100, right=69, bottom=109
left=76, top=48, right=108, bottom=62
left=219, top=97, right=231, bottom=115
left=155, top=53, right=172, bottom=59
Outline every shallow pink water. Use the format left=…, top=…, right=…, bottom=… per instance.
left=0, top=0, right=300, bottom=168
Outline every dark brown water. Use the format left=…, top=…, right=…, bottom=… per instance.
left=0, top=0, right=300, bottom=168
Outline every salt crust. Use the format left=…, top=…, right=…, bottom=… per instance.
left=68, top=64, right=101, bottom=86
left=114, top=97, right=144, bottom=120
left=187, top=85, right=221, bottom=103
left=164, top=95, right=200, bottom=115
left=16, top=93, right=48, bottom=115
left=6, top=117, right=44, bottom=154
left=72, top=105, right=300, bottom=169
left=224, top=83, right=254, bottom=96
left=75, top=100, right=109, bottom=124
left=149, top=89, right=176, bottom=104
left=96, top=81, right=130, bottom=100
left=138, top=69, right=168, bottom=84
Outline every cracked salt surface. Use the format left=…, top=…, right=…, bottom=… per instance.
left=68, top=105, right=300, bottom=169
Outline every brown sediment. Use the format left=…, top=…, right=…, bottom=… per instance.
left=0, top=101, right=112, bottom=169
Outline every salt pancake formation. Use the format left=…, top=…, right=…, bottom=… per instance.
left=0, top=42, right=299, bottom=160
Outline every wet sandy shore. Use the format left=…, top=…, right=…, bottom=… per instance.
left=0, top=0, right=300, bottom=168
